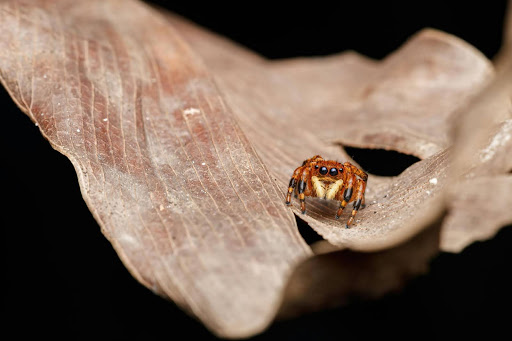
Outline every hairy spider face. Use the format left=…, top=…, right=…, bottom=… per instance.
left=313, top=162, right=344, bottom=181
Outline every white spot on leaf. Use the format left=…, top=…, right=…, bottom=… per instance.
left=479, top=119, right=512, bottom=163
left=183, top=107, right=200, bottom=116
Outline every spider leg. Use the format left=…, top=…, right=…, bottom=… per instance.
left=298, top=168, right=311, bottom=214
left=285, top=166, right=304, bottom=205
left=346, top=178, right=367, bottom=228
left=335, top=174, right=356, bottom=220
left=357, top=168, right=367, bottom=209
left=344, top=162, right=368, bottom=182
left=343, top=162, right=368, bottom=211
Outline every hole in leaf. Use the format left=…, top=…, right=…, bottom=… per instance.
left=342, top=146, right=421, bottom=176
left=295, top=215, right=323, bottom=245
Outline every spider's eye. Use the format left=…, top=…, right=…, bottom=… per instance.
left=329, top=168, right=338, bottom=176
left=315, top=165, right=319, bottom=169
left=339, top=167, right=344, bottom=173
left=319, top=166, right=328, bottom=175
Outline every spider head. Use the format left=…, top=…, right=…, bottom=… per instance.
left=313, top=162, right=344, bottom=180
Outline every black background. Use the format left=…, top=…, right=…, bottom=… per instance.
left=2, top=1, right=511, bottom=340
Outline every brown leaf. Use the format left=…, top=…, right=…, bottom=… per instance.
left=3, top=0, right=511, bottom=338
left=442, top=62, right=512, bottom=252
left=172, top=14, right=493, bottom=251
left=0, top=0, right=310, bottom=338
left=440, top=1, right=512, bottom=252
left=170, top=8, right=512, bottom=319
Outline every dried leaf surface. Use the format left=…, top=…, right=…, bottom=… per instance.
left=440, top=1, right=512, bottom=252
left=0, top=0, right=311, bottom=338
left=3, top=0, right=512, bottom=338
left=170, top=11, right=512, bottom=317
left=441, top=62, right=512, bottom=252
left=171, top=15, right=493, bottom=251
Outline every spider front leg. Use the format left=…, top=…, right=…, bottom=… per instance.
left=285, top=166, right=304, bottom=205
left=346, top=178, right=367, bottom=228
left=335, top=174, right=355, bottom=221
left=297, top=168, right=311, bottom=214
left=286, top=155, right=322, bottom=205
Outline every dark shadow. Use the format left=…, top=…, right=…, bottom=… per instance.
left=343, top=146, right=421, bottom=176
left=261, top=223, right=512, bottom=340
left=295, top=215, right=324, bottom=245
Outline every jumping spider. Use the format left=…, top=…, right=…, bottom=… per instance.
left=285, top=155, right=368, bottom=228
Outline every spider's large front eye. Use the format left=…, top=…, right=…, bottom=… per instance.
left=319, top=166, right=328, bottom=175
left=329, top=168, right=338, bottom=176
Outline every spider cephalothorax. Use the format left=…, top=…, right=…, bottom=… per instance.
left=285, top=155, right=368, bottom=228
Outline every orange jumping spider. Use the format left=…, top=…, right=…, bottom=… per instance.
left=285, top=155, right=368, bottom=228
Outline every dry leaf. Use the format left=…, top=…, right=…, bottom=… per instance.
left=170, top=14, right=493, bottom=251
left=0, top=0, right=310, bottom=337
left=441, top=62, right=512, bottom=252
left=2, top=0, right=511, bottom=338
